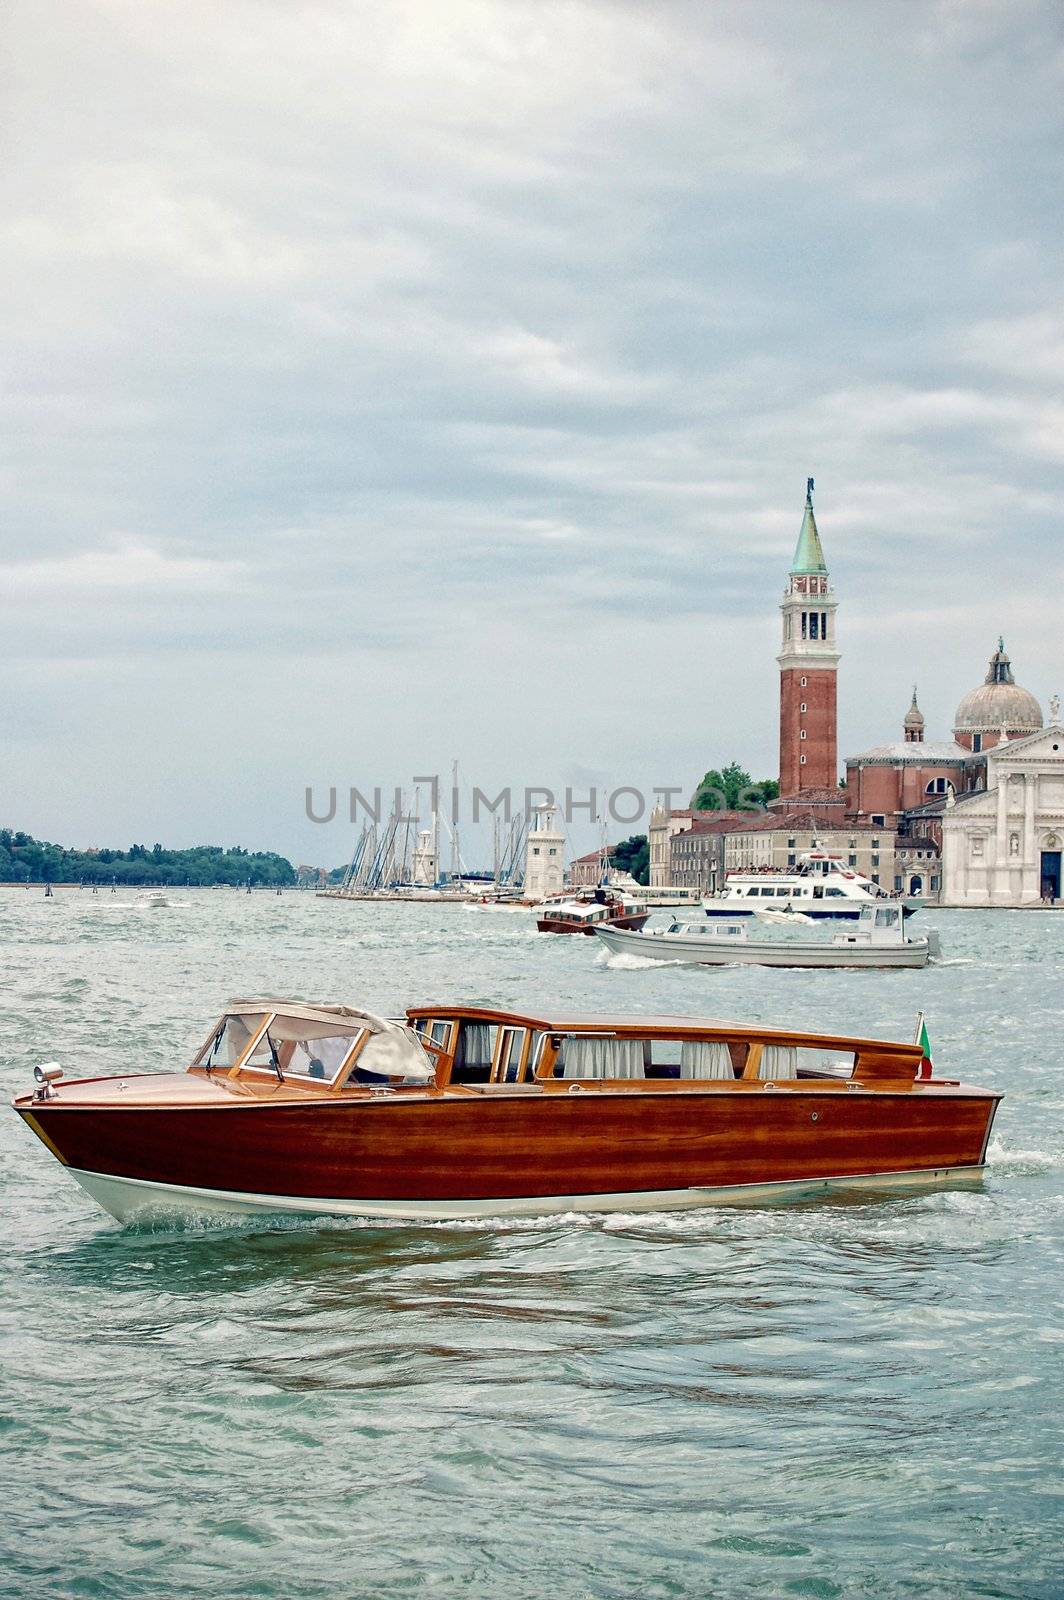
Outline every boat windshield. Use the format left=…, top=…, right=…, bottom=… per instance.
left=197, top=1012, right=373, bottom=1084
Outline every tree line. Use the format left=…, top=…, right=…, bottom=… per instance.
left=0, top=830, right=297, bottom=887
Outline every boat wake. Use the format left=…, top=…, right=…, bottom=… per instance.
left=984, top=1138, right=1057, bottom=1175
left=595, top=949, right=695, bottom=971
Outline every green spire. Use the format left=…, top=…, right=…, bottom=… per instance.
left=791, top=477, right=827, bottom=575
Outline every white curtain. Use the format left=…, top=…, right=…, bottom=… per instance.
left=458, top=1023, right=495, bottom=1068
left=759, top=1044, right=798, bottom=1079
left=559, top=1037, right=645, bottom=1079
left=680, top=1041, right=733, bottom=1080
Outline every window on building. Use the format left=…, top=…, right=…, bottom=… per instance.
left=973, top=734, right=982, bottom=752
left=800, top=702, right=807, bottom=713
left=848, top=838, right=857, bottom=848
left=787, top=837, right=796, bottom=848
left=801, top=612, right=808, bottom=639
left=787, top=854, right=796, bottom=866
left=800, top=676, right=807, bottom=687
left=871, top=854, right=880, bottom=867
left=800, top=754, right=807, bottom=765
left=871, top=873, right=880, bottom=884
left=972, top=837, right=984, bottom=858
left=894, top=875, right=903, bottom=892
left=871, top=837, right=880, bottom=848
left=848, top=854, right=857, bottom=867
left=809, top=613, right=820, bottom=640
left=821, top=612, right=827, bottom=637
left=872, top=814, right=885, bottom=826
left=931, top=877, right=939, bottom=892
left=532, top=847, right=540, bottom=856
left=800, top=730, right=807, bottom=740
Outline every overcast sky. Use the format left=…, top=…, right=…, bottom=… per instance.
left=3, top=0, right=1062, bottom=866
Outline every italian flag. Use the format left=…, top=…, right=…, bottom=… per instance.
left=915, top=1013, right=933, bottom=1079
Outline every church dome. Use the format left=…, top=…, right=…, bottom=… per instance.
left=954, top=640, right=1042, bottom=736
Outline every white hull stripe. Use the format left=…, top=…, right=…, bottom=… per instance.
left=66, top=1164, right=986, bottom=1226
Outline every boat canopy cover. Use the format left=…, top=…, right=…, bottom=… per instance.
left=224, top=1000, right=435, bottom=1079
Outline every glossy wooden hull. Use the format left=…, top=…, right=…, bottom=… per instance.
left=17, top=1085, right=999, bottom=1222
left=537, top=913, right=650, bottom=935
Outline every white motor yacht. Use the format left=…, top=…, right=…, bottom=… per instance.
left=705, top=847, right=911, bottom=922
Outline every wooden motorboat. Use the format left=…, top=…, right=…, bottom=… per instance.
left=536, top=888, right=649, bottom=935
left=12, top=997, right=1000, bottom=1225
left=595, top=903, right=938, bottom=968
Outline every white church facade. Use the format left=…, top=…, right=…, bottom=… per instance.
left=941, top=718, right=1064, bottom=906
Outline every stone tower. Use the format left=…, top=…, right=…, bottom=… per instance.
left=524, top=806, right=565, bottom=902
left=777, top=479, right=839, bottom=796
left=904, top=687, right=925, bottom=743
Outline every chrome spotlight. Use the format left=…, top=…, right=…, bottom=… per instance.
left=32, top=1062, right=64, bottom=1100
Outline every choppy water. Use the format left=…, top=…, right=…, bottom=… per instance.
left=1, top=889, right=1062, bottom=1599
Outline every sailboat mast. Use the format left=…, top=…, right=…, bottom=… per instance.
left=450, top=758, right=459, bottom=883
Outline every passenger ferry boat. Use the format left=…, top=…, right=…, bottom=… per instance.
left=705, top=848, right=906, bottom=921
left=13, top=997, right=999, bottom=1224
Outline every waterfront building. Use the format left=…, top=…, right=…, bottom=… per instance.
left=648, top=807, right=695, bottom=888
left=845, top=689, right=972, bottom=828
left=846, top=646, right=1044, bottom=832
left=668, top=814, right=747, bottom=895
left=845, top=643, right=1053, bottom=903
left=569, top=848, right=612, bottom=888
left=940, top=720, right=1064, bottom=905
left=524, top=806, right=565, bottom=901
left=893, top=834, right=942, bottom=899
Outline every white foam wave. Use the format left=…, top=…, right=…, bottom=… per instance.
left=601, top=951, right=696, bottom=970
left=985, top=1138, right=1056, bottom=1174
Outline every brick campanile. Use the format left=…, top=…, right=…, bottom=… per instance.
left=777, top=479, right=839, bottom=796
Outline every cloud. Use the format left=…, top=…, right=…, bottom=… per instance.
left=0, top=540, right=244, bottom=597
left=2, top=0, right=1063, bottom=858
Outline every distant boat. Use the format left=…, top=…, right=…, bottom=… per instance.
left=705, top=846, right=915, bottom=922
left=135, top=892, right=170, bottom=909
left=535, top=888, right=650, bottom=935
left=595, top=903, right=937, bottom=969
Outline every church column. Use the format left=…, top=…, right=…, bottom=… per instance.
left=1022, top=772, right=1037, bottom=900
left=992, top=773, right=1008, bottom=900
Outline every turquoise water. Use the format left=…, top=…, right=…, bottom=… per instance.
left=1, top=889, right=1062, bottom=1599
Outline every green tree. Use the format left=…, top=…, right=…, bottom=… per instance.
left=0, top=828, right=298, bottom=887
left=692, top=764, right=779, bottom=813
left=611, top=835, right=649, bottom=886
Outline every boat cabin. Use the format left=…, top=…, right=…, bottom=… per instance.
left=181, top=1001, right=931, bottom=1096
left=407, top=1007, right=930, bottom=1089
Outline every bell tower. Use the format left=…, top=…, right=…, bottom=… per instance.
left=777, top=479, right=839, bottom=796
